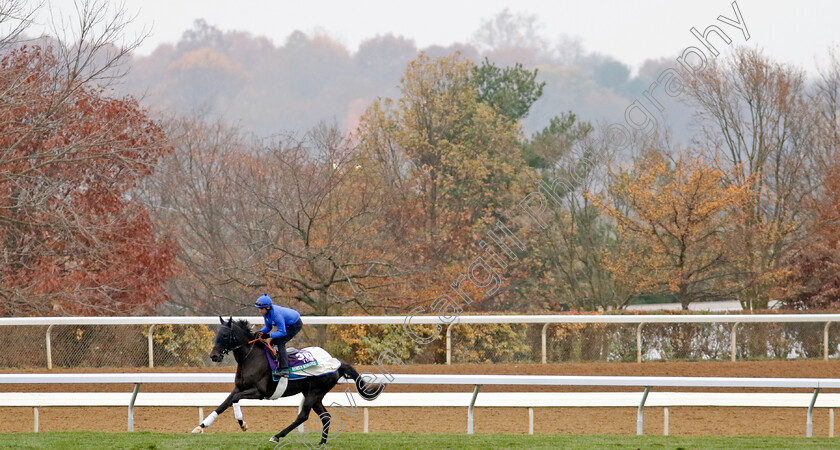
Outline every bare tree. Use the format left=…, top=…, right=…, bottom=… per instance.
left=47, top=0, right=148, bottom=86
left=145, top=119, right=408, bottom=342
left=137, top=117, right=251, bottom=314
left=472, top=9, right=548, bottom=53
left=471, top=8, right=551, bottom=66
left=684, top=47, right=817, bottom=309
left=812, top=48, right=840, bottom=172
left=241, top=124, right=407, bottom=319
left=0, top=0, right=40, bottom=49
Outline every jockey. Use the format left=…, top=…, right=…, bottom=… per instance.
left=254, top=293, right=303, bottom=378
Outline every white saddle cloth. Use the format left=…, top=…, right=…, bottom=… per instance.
left=268, top=346, right=341, bottom=400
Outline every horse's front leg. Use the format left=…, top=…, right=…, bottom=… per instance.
left=193, top=388, right=239, bottom=433
left=229, top=387, right=262, bottom=432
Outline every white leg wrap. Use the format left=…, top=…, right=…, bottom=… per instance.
left=233, top=403, right=243, bottom=421
left=201, top=411, right=218, bottom=427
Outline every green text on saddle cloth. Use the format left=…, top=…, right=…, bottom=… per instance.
left=287, top=348, right=320, bottom=372
left=290, top=360, right=319, bottom=372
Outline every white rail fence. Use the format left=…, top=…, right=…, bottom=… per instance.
left=1, top=373, right=839, bottom=437
left=2, top=314, right=840, bottom=368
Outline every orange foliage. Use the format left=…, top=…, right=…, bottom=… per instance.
left=0, top=46, right=177, bottom=316
left=592, top=151, right=747, bottom=308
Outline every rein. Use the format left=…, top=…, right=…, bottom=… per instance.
left=249, top=337, right=277, bottom=355
left=217, top=321, right=272, bottom=363
left=216, top=304, right=254, bottom=355
left=219, top=323, right=255, bottom=356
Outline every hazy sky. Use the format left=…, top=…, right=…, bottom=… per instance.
left=36, top=0, right=840, bottom=74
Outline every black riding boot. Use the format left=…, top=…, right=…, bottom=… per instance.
left=274, top=344, right=288, bottom=378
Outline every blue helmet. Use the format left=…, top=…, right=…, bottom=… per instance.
left=255, top=294, right=273, bottom=308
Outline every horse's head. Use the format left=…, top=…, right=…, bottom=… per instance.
left=210, top=316, right=236, bottom=362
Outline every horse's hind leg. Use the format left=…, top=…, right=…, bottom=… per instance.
left=271, top=396, right=316, bottom=442
left=312, top=400, right=332, bottom=446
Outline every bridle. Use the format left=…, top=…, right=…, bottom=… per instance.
left=217, top=323, right=252, bottom=356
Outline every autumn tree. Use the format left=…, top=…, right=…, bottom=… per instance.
left=517, top=113, right=628, bottom=310
left=0, top=1, right=176, bottom=315
left=594, top=151, right=747, bottom=309
left=775, top=159, right=840, bottom=310
left=356, top=53, right=535, bottom=310
left=777, top=248, right=840, bottom=311
left=684, top=48, right=816, bottom=309
left=776, top=49, right=840, bottom=310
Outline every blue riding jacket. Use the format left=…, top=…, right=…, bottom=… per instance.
left=259, top=305, right=301, bottom=339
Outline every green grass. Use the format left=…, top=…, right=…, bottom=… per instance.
left=1, top=432, right=839, bottom=449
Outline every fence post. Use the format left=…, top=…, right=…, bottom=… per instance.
left=528, top=407, right=534, bottom=434
left=467, top=384, right=481, bottom=434
left=363, top=407, right=369, bottom=433
left=446, top=324, right=453, bottom=365
left=731, top=322, right=740, bottom=362
left=148, top=324, right=156, bottom=368
left=825, top=322, right=833, bottom=361
left=637, top=386, right=650, bottom=435
left=541, top=323, right=550, bottom=364
left=45, top=325, right=55, bottom=370
left=663, top=406, right=669, bottom=436
left=128, top=383, right=141, bottom=431
left=808, top=388, right=820, bottom=437
left=636, top=323, right=644, bottom=363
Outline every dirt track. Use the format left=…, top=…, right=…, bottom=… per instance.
left=2, top=360, right=839, bottom=436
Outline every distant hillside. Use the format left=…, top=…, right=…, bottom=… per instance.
left=117, top=19, right=699, bottom=140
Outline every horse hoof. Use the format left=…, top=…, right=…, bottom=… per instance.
left=191, top=426, right=204, bottom=434
left=269, top=436, right=280, bottom=443
left=240, top=422, right=248, bottom=432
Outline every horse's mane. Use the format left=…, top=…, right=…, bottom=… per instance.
left=231, top=319, right=255, bottom=338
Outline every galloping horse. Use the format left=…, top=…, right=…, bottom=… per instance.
left=192, top=317, right=382, bottom=445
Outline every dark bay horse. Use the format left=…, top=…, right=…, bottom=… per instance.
left=192, top=317, right=382, bottom=445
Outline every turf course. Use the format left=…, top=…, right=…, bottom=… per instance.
left=0, top=432, right=838, bottom=449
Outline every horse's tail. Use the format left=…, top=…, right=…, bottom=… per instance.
left=338, top=361, right=384, bottom=401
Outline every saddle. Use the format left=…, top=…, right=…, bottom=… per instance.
left=262, top=345, right=334, bottom=380
left=283, top=346, right=298, bottom=354
left=263, top=346, right=314, bottom=369
left=267, top=345, right=299, bottom=360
